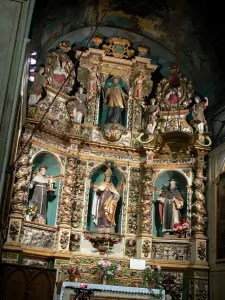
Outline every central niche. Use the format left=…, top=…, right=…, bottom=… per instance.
left=153, top=170, right=187, bottom=237
left=87, top=165, right=123, bottom=233
left=98, top=75, right=129, bottom=126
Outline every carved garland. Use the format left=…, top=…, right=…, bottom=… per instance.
left=71, top=160, right=86, bottom=228
left=192, top=166, right=206, bottom=237
left=60, top=156, right=77, bottom=224
left=127, top=167, right=141, bottom=234
left=141, top=166, right=153, bottom=234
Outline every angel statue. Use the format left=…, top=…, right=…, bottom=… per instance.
left=29, top=165, right=55, bottom=222
left=67, top=89, right=87, bottom=124
left=91, top=168, right=122, bottom=231
left=134, top=71, right=153, bottom=100
left=87, top=64, right=101, bottom=99
left=192, top=96, right=208, bottom=133
left=142, top=98, right=160, bottom=134
left=104, top=76, right=129, bottom=124
left=28, top=65, right=48, bottom=105
left=156, top=179, right=184, bottom=235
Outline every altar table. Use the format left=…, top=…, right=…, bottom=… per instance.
left=59, top=282, right=165, bottom=300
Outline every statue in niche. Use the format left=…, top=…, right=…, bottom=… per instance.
left=91, top=168, right=122, bottom=231
left=142, top=98, right=160, bottom=134
left=192, top=96, right=208, bottom=133
left=67, top=86, right=87, bottom=124
left=165, top=86, right=182, bottom=104
left=104, top=76, right=129, bottom=124
left=134, top=71, right=153, bottom=100
left=156, top=179, right=184, bottom=235
left=29, top=165, right=55, bottom=222
left=28, top=65, right=48, bottom=105
left=87, top=64, right=101, bottom=99
left=134, top=71, right=146, bottom=99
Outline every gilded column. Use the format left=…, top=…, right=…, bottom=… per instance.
left=137, top=165, right=153, bottom=259
left=192, top=165, right=207, bottom=238
left=141, top=165, right=153, bottom=234
left=58, top=155, right=77, bottom=251
left=6, top=137, right=32, bottom=245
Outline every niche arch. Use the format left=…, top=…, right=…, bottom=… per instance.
left=153, top=170, right=188, bottom=237
left=29, top=151, right=62, bottom=225
left=87, top=163, right=126, bottom=233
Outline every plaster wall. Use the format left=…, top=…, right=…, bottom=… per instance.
left=208, top=143, right=225, bottom=300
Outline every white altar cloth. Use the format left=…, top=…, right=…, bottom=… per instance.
left=59, top=282, right=165, bottom=300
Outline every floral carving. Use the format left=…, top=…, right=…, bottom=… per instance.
left=142, top=240, right=151, bottom=258
left=21, top=226, right=55, bottom=248
left=60, top=156, right=77, bottom=224
left=141, top=166, right=153, bottom=234
left=11, top=139, right=32, bottom=216
left=84, top=232, right=122, bottom=255
left=152, top=242, right=191, bottom=261
left=163, top=271, right=183, bottom=300
left=127, top=168, right=140, bottom=234
left=197, top=241, right=206, bottom=260
left=132, top=101, right=143, bottom=131
left=60, top=231, right=70, bottom=250
left=71, top=160, right=86, bottom=228
left=69, top=233, right=81, bottom=252
left=125, top=239, right=136, bottom=257
left=8, top=220, right=20, bottom=241
left=101, top=123, right=127, bottom=142
left=192, top=166, right=207, bottom=236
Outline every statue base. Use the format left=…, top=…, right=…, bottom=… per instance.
left=95, top=227, right=115, bottom=233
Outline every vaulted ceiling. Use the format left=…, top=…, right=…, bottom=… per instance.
left=29, top=0, right=225, bottom=145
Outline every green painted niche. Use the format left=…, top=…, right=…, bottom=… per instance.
left=98, top=76, right=129, bottom=126
left=29, top=152, right=61, bottom=226
left=87, top=166, right=123, bottom=233
left=153, top=170, right=187, bottom=237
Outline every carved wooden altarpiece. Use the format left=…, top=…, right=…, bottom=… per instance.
left=3, top=37, right=211, bottom=300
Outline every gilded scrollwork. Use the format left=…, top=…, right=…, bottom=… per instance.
left=192, top=166, right=207, bottom=237
left=60, top=230, right=70, bottom=250
left=69, top=232, right=81, bottom=252
left=141, top=166, right=153, bottom=234
left=197, top=241, right=206, bottom=261
left=8, top=220, right=20, bottom=241
left=125, top=239, right=137, bottom=257
left=142, top=240, right=151, bottom=258
left=60, top=156, right=77, bottom=224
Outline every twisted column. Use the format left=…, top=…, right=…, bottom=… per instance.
left=141, top=165, right=153, bottom=234
left=192, top=165, right=207, bottom=238
left=11, top=140, right=32, bottom=216
left=60, top=156, right=77, bottom=225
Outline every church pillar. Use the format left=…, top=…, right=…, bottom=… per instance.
left=5, top=132, right=32, bottom=246
left=57, top=156, right=77, bottom=252
left=192, top=161, right=207, bottom=238
left=137, top=164, right=153, bottom=259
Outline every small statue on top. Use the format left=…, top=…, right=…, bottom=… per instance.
left=192, top=96, right=208, bottom=133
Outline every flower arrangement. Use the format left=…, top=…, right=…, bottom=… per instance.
left=60, top=266, right=82, bottom=282
left=97, top=259, right=121, bottom=284
left=174, top=218, right=190, bottom=237
left=142, top=265, right=164, bottom=289
left=25, top=203, right=38, bottom=217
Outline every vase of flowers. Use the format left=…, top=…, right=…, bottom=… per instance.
left=60, top=266, right=82, bottom=282
left=174, top=219, right=190, bottom=238
left=97, top=259, right=121, bottom=285
left=25, top=203, right=38, bottom=221
left=142, top=265, right=164, bottom=289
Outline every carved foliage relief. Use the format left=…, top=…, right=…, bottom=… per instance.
left=127, top=167, right=141, bottom=234
left=71, top=159, right=86, bottom=229
left=141, top=166, right=153, bottom=234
